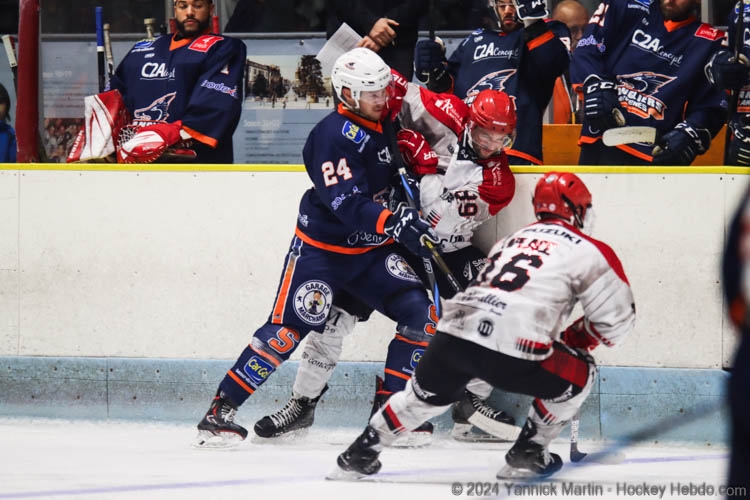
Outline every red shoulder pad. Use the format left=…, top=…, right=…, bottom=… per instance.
left=694, top=24, right=724, bottom=41
left=418, top=87, right=469, bottom=136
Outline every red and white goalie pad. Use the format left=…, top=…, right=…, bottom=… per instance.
left=66, top=90, right=131, bottom=163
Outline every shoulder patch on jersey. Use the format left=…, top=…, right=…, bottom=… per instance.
left=341, top=121, right=366, bottom=144
left=694, top=24, right=724, bottom=41
left=189, top=35, right=224, bottom=52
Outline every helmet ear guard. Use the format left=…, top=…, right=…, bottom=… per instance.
left=532, top=172, right=593, bottom=230
left=331, top=48, right=391, bottom=109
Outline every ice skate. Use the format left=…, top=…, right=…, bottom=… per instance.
left=496, top=421, right=562, bottom=479
left=451, top=390, right=520, bottom=442
left=253, top=385, right=328, bottom=438
left=327, top=425, right=383, bottom=480
left=370, top=376, right=433, bottom=448
left=193, top=391, right=248, bottom=448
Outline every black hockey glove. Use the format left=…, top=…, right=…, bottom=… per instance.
left=728, top=119, right=750, bottom=166
left=384, top=204, right=438, bottom=259
left=582, top=75, right=626, bottom=133
left=706, top=50, right=750, bottom=91
left=414, top=39, right=446, bottom=85
left=651, top=122, right=711, bottom=165
left=513, top=0, right=549, bottom=21
left=384, top=174, right=420, bottom=212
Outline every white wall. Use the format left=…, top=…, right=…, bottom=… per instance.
left=0, top=169, right=745, bottom=369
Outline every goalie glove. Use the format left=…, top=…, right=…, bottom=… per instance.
left=560, top=317, right=600, bottom=351
left=397, top=129, right=439, bottom=176
left=651, top=121, right=710, bottom=165
left=118, top=120, right=184, bottom=164
left=384, top=203, right=439, bottom=259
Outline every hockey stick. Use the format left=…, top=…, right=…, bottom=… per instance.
left=144, top=18, right=157, bottom=41
left=103, top=23, right=114, bottom=87
left=725, top=0, right=748, bottom=164
left=2, top=35, right=18, bottom=92
left=569, top=411, right=587, bottom=462
left=95, top=7, right=106, bottom=93
left=602, top=126, right=657, bottom=146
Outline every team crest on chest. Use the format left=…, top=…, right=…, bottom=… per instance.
left=293, top=280, right=333, bottom=325
left=385, top=253, right=421, bottom=282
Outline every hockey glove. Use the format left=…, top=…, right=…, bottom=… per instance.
left=118, top=120, right=184, bottom=164
left=728, top=119, right=750, bottom=166
left=384, top=69, right=409, bottom=121
left=384, top=204, right=439, bottom=259
left=651, top=121, right=711, bottom=165
left=560, top=317, right=600, bottom=351
left=397, top=129, right=439, bottom=176
left=414, top=39, right=446, bottom=85
left=706, top=50, right=750, bottom=91
left=513, top=0, right=549, bottom=21
left=582, top=75, right=626, bottom=133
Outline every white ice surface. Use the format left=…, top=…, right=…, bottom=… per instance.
left=0, top=418, right=732, bottom=500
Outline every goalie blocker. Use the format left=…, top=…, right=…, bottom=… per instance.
left=66, top=90, right=196, bottom=164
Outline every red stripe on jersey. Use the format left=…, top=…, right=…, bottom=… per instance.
left=383, top=403, right=405, bottom=433
left=540, top=347, right=589, bottom=389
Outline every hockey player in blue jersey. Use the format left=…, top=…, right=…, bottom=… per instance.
left=110, top=0, right=245, bottom=164
left=570, top=0, right=726, bottom=165
left=413, top=0, right=570, bottom=165
left=193, top=47, right=440, bottom=447
left=706, top=1, right=750, bottom=165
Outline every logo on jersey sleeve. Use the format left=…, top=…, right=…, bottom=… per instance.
left=385, top=253, right=421, bottom=283
left=293, top=280, right=333, bottom=325
left=133, top=92, right=177, bottom=121
left=189, top=35, right=224, bottom=52
left=342, top=121, right=366, bottom=144
left=617, top=72, right=675, bottom=120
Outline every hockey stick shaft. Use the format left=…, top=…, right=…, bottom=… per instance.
left=570, top=411, right=587, bottom=462
left=103, top=23, right=114, bottom=85
left=144, top=18, right=157, bottom=40
left=95, top=7, right=105, bottom=92
left=2, top=35, right=18, bottom=92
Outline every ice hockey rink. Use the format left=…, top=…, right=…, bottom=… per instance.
left=0, top=418, right=739, bottom=500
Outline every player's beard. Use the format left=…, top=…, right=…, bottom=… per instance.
left=659, top=0, right=696, bottom=21
left=175, top=15, right=210, bottom=39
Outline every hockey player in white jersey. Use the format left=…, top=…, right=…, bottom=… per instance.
left=254, top=86, right=520, bottom=443
left=331, top=171, right=636, bottom=480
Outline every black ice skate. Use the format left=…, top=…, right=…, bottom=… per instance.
left=451, top=390, right=520, bottom=442
left=253, top=385, right=329, bottom=438
left=328, top=425, right=383, bottom=480
left=193, top=391, right=248, bottom=448
left=496, top=421, right=563, bottom=479
left=370, top=376, right=433, bottom=448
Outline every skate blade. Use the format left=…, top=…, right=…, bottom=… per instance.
left=496, top=464, right=540, bottom=480
left=251, top=427, right=310, bottom=442
left=392, top=430, right=432, bottom=448
left=451, top=423, right=507, bottom=443
left=192, top=430, right=245, bottom=449
left=325, top=465, right=367, bottom=481
left=467, top=414, right=521, bottom=442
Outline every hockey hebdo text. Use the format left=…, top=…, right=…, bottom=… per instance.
left=449, top=481, right=746, bottom=497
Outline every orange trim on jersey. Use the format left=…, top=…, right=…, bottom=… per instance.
left=227, top=370, right=255, bottom=395
left=376, top=209, right=392, bottom=234
left=168, top=28, right=212, bottom=50
left=663, top=17, right=696, bottom=33
left=337, top=104, right=383, bottom=133
left=394, top=334, right=429, bottom=347
left=527, top=31, right=554, bottom=51
left=384, top=368, right=412, bottom=381
left=294, top=227, right=393, bottom=254
left=506, top=149, right=542, bottom=165
left=577, top=135, right=600, bottom=146
left=617, top=143, right=652, bottom=162
left=182, top=125, right=218, bottom=148
left=250, top=345, right=282, bottom=367
left=271, top=250, right=298, bottom=323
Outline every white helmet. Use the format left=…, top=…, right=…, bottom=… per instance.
left=331, top=48, right=391, bottom=108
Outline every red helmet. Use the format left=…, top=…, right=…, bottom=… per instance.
left=469, top=89, right=516, bottom=135
left=533, top=171, right=592, bottom=229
